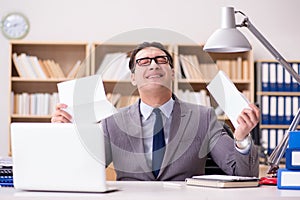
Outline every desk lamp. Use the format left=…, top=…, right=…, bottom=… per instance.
left=203, top=6, right=300, bottom=177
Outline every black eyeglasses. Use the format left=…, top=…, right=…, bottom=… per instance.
left=135, top=55, right=169, bottom=67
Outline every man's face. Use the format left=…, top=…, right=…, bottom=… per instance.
left=130, top=47, right=174, bottom=93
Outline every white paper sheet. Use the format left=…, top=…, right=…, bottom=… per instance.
left=207, top=70, right=250, bottom=129
left=57, top=75, right=117, bottom=123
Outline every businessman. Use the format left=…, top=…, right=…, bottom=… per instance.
left=52, top=42, right=260, bottom=181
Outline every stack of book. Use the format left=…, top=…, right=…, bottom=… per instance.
left=11, top=92, right=59, bottom=116
left=12, top=53, right=82, bottom=79
left=0, top=157, right=13, bottom=187
left=177, top=89, right=211, bottom=107
left=178, top=54, right=248, bottom=81
left=185, top=175, right=259, bottom=188
left=277, top=131, right=300, bottom=189
left=96, top=52, right=131, bottom=81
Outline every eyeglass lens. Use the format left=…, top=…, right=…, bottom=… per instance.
left=136, top=56, right=169, bottom=67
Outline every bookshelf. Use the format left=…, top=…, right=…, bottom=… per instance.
left=173, top=44, right=254, bottom=130
left=9, top=41, right=90, bottom=154
left=255, top=60, right=300, bottom=155
left=7, top=41, right=256, bottom=180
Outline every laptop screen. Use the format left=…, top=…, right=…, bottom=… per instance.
left=11, top=123, right=110, bottom=192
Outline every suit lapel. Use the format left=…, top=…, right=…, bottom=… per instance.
left=159, top=99, right=192, bottom=177
left=121, top=101, right=153, bottom=177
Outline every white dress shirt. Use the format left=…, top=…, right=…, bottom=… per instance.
left=139, top=98, right=174, bottom=168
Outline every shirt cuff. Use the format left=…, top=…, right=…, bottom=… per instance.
left=234, top=135, right=252, bottom=155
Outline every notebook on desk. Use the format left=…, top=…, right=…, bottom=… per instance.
left=10, top=122, right=116, bottom=193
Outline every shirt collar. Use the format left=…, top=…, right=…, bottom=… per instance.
left=140, top=97, right=174, bottom=120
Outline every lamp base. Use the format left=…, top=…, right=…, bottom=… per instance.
left=267, top=164, right=279, bottom=175
left=259, top=176, right=277, bottom=185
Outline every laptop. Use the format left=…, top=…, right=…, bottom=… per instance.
left=10, top=122, right=115, bottom=192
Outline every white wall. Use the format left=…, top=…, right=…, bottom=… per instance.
left=1, top=0, right=300, bottom=156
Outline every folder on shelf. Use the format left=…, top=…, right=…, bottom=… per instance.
left=207, top=70, right=250, bottom=129
left=284, top=64, right=292, bottom=91
left=277, top=96, right=285, bottom=124
left=269, top=63, right=277, bottom=91
left=277, top=129, right=284, bottom=150
left=277, top=63, right=284, bottom=91
left=292, top=97, right=299, bottom=121
left=269, top=129, right=277, bottom=151
left=261, top=129, right=270, bottom=153
left=285, top=96, right=292, bottom=125
left=292, top=63, right=299, bottom=92
left=269, top=96, right=277, bottom=124
left=261, top=96, right=269, bottom=124
left=261, top=62, right=269, bottom=91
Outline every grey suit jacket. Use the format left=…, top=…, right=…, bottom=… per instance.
left=102, top=97, right=259, bottom=181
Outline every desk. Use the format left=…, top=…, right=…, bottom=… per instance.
left=1, top=181, right=300, bottom=200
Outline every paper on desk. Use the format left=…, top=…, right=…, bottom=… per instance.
left=57, top=75, right=117, bottom=123
left=207, top=70, right=250, bottom=129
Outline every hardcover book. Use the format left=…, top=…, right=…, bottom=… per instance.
left=185, top=175, right=259, bottom=188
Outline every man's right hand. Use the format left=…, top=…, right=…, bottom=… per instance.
left=51, top=103, right=72, bottom=123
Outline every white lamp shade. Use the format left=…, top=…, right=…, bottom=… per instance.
left=204, top=28, right=252, bottom=53
left=204, top=6, right=252, bottom=53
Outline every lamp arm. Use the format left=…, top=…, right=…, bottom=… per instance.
left=243, top=19, right=300, bottom=83
left=240, top=17, right=300, bottom=175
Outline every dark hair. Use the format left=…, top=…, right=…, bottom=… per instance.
left=128, top=42, right=173, bottom=73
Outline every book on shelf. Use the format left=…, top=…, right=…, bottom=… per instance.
left=179, top=54, right=202, bottom=79
left=11, top=92, right=59, bottom=116
left=12, top=53, right=28, bottom=77
left=48, top=59, right=65, bottom=78
left=38, top=59, right=51, bottom=78
left=185, top=175, right=259, bottom=188
left=260, top=128, right=285, bottom=155
left=257, top=61, right=300, bottom=92
left=106, top=93, right=122, bottom=107
left=18, top=53, right=38, bottom=78
left=216, top=60, right=231, bottom=78
left=12, top=52, right=68, bottom=79
left=66, top=60, right=82, bottom=79
left=216, top=58, right=246, bottom=80
left=177, top=89, right=211, bottom=107
left=96, top=52, right=131, bottom=80
left=28, top=56, right=48, bottom=79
